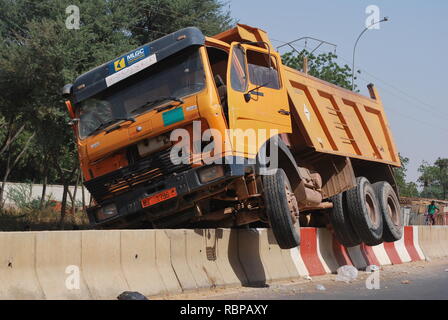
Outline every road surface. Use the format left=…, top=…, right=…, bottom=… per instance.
left=166, top=258, right=448, bottom=300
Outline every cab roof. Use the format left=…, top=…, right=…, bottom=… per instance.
left=72, top=27, right=205, bottom=104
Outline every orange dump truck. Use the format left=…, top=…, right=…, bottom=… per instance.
left=63, top=24, right=402, bottom=249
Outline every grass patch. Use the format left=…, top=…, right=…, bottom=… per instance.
left=0, top=207, right=90, bottom=231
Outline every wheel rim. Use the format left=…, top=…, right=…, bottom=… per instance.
left=387, top=195, right=400, bottom=225
left=284, top=174, right=299, bottom=224
left=365, top=192, right=379, bottom=227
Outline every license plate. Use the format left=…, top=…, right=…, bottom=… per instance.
left=141, top=188, right=177, bottom=208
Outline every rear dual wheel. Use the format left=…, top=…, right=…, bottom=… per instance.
left=330, top=177, right=403, bottom=247
left=346, top=177, right=383, bottom=246
left=372, top=181, right=403, bottom=242
left=329, top=192, right=361, bottom=247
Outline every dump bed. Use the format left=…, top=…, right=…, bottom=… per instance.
left=212, top=23, right=400, bottom=167
left=285, top=66, right=400, bottom=167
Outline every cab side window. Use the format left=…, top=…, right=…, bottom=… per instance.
left=246, top=50, right=281, bottom=90
left=230, top=45, right=248, bottom=92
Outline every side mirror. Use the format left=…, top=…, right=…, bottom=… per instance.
left=62, top=84, right=73, bottom=98
left=243, top=82, right=269, bottom=103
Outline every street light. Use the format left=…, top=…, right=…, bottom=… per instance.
left=351, top=17, right=389, bottom=91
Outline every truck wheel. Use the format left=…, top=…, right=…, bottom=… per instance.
left=372, top=181, right=403, bottom=242
left=262, top=168, right=300, bottom=249
left=329, top=192, right=362, bottom=247
left=346, top=177, right=383, bottom=246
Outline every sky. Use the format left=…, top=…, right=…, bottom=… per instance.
left=228, top=0, right=448, bottom=184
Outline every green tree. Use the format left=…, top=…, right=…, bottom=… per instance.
left=418, top=158, right=448, bottom=200
left=393, top=154, right=419, bottom=197
left=127, top=0, right=233, bottom=45
left=282, top=49, right=357, bottom=91
left=0, top=0, right=233, bottom=222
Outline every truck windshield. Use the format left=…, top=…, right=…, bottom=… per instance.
left=76, top=47, right=205, bottom=139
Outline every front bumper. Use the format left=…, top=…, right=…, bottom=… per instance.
left=87, top=161, right=248, bottom=228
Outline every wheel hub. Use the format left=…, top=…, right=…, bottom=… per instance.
left=285, top=182, right=299, bottom=223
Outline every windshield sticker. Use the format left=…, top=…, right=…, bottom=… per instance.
left=105, top=52, right=157, bottom=87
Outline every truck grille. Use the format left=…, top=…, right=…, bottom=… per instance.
left=84, top=148, right=191, bottom=202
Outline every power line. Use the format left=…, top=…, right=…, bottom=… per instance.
left=353, top=75, right=448, bottom=134
left=273, top=37, right=448, bottom=132
left=275, top=37, right=448, bottom=123
left=336, top=55, right=448, bottom=120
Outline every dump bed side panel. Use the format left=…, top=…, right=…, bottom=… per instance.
left=285, top=66, right=400, bottom=167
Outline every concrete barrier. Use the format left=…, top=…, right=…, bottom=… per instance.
left=418, top=226, right=438, bottom=259
left=214, top=229, right=247, bottom=287
left=345, top=229, right=426, bottom=269
left=0, top=226, right=445, bottom=299
left=299, top=228, right=328, bottom=276
left=185, top=229, right=224, bottom=288
left=81, top=230, right=129, bottom=299
left=120, top=230, right=167, bottom=297
left=35, top=231, right=91, bottom=299
left=285, top=246, right=309, bottom=277
left=165, top=230, right=197, bottom=291
left=418, top=226, right=448, bottom=259
left=391, top=233, right=412, bottom=263
left=154, top=230, right=183, bottom=295
left=0, top=232, right=44, bottom=299
left=258, top=229, right=297, bottom=282
left=331, top=238, right=354, bottom=267
left=346, top=245, right=368, bottom=270
left=403, top=226, right=424, bottom=261
left=237, top=229, right=269, bottom=286
left=370, top=244, right=392, bottom=266
left=316, top=229, right=344, bottom=273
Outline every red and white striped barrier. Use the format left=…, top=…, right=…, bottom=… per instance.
left=280, top=226, right=427, bottom=277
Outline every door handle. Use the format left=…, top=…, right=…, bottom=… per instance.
left=278, top=109, right=290, bottom=116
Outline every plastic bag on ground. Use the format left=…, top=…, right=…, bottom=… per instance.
left=335, top=265, right=358, bottom=283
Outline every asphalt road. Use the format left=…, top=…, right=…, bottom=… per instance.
left=171, top=258, right=448, bottom=300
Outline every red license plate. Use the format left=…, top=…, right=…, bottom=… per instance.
left=141, top=188, right=177, bottom=208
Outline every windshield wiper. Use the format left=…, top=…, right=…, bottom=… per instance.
left=130, top=96, right=184, bottom=114
left=90, top=117, right=136, bottom=135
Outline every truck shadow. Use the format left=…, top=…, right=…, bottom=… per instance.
left=228, top=228, right=268, bottom=288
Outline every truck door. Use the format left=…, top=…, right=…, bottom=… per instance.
left=226, top=43, right=292, bottom=157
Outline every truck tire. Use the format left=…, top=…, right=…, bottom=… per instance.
left=329, top=192, right=362, bottom=247
left=372, top=181, right=403, bottom=242
left=262, top=168, right=300, bottom=249
left=346, top=177, right=383, bottom=246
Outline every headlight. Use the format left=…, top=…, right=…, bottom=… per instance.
left=198, top=165, right=224, bottom=184
left=96, top=203, right=118, bottom=221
